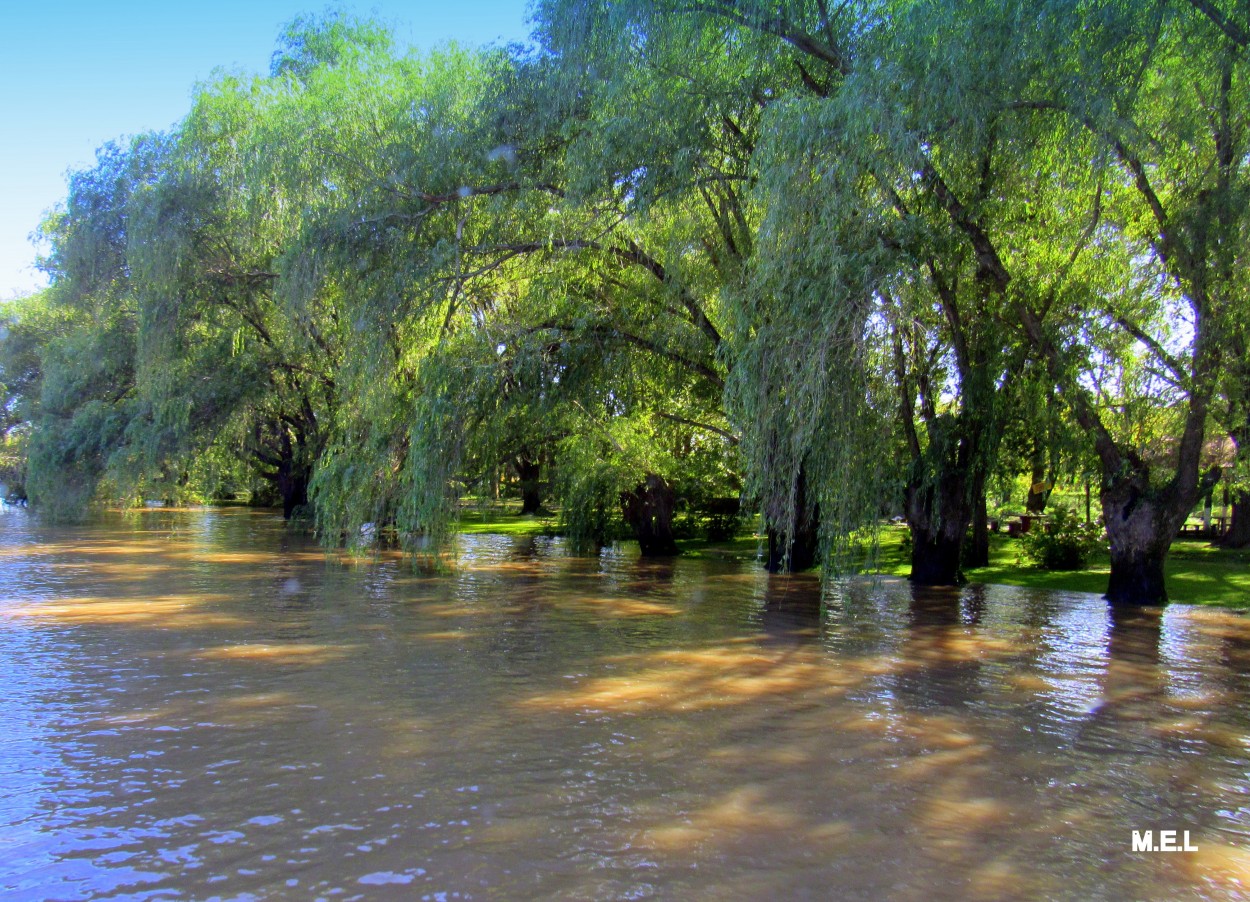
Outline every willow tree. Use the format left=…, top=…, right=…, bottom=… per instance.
left=6, top=13, right=390, bottom=519
left=1000, top=0, right=1248, bottom=602
left=264, top=15, right=753, bottom=556
left=580, top=1, right=1114, bottom=584
left=536, top=0, right=875, bottom=568
left=10, top=137, right=169, bottom=517
left=117, top=15, right=395, bottom=516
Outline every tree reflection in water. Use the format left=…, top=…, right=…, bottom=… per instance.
left=1, top=510, right=1249, bottom=899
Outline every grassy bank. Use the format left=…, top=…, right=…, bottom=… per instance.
left=871, top=526, right=1250, bottom=609
left=454, top=504, right=1249, bottom=609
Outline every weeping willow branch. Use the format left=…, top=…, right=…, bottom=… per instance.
left=1186, top=0, right=1250, bottom=48
left=652, top=411, right=739, bottom=445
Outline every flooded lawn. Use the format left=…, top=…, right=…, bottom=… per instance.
left=0, top=507, right=1247, bottom=900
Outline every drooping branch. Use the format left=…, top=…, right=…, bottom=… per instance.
left=415, top=181, right=566, bottom=205
left=652, top=411, right=740, bottom=444
left=471, top=237, right=726, bottom=352
left=617, top=238, right=725, bottom=350
left=531, top=321, right=725, bottom=390
left=881, top=288, right=922, bottom=462
left=920, top=159, right=1011, bottom=292
left=1187, top=0, right=1250, bottom=48
left=1013, top=302, right=1141, bottom=476
left=1113, top=314, right=1190, bottom=390
left=1006, top=99, right=1182, bottom=274
left=677, top=1, right=851, bottom=75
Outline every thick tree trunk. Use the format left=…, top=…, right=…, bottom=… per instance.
left=1101, top=478, right=1188, bottom=605
left=1104, top=549, right=1168, bottom=606
left=620, top=473, right=680, bottom=557
left=514, top=453, right=543, bottom=515
left=905, top=470, right=973, bottom=586
left=910, top=527, right=965, bottom=585
left=1221, top=489, right=1250, bottom=548
left=764, top=468, right=820, bottom=573
left=765, top=514, right=820, bottom=572
left=275, top=437, right=310, bottom=520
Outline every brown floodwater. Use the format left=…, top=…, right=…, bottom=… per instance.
left=1, top=507, right=1248, bottom=900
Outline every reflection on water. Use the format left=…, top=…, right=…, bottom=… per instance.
left=1, top=508, right=1248, bottom=900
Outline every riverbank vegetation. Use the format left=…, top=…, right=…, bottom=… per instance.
left=1, top=1, right=1247, bottom=605
left=452, top=501, right=1250, bottom=607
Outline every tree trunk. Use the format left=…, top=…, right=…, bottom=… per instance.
left=765, top=467, right=820, bottom=573
left=620, top=473, right=680, bottom=556
left=909, top=526, right=965, bottom=584
left=765, top=514, right=820, bottom=572
left=905, top=464, right=974, bottom=586
left=1221, top=489, right=1250, bottom=549
left=963, top=476, right=990, bottom=568
left=275, top=433, right=310, bottom=520
left=514, top=453, right=543, bottom=515
left=1025, top=442, right=1053, bottom=514
left=1101, top=478, right=1187, bottom=605
left=1104, top=549, right=1168, bottom=606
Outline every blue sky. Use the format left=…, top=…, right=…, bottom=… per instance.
left=0, top=1, right=534, bottom=299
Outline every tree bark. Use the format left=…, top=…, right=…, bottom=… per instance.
left=765, top=514, right=820, bottom=572
left=1104, top=549, right=1169, bottom=606
left=910, top=526, right=965, bottom=584
left=514, top=452, right=543, bottom=515
left=275, top=431, right=310, bottom=520
left=1100, top=476, right=1188, bottom=605
left=1025, top=446, right=1052, bottom=514
left=620, top=473, right=680, bottom=556
left=765, top=467, right=820, bottom=572
left=963, top=475, right=990, bottom=569
left=903, top=430, right=980, bottom=586
left=1221, top=489, right=1250, bottom=548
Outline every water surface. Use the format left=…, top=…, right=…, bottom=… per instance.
left=1, top=507, right=1248, bottom=900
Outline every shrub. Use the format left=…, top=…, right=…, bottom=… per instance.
left=1023, top=506, right=1104, bottom=570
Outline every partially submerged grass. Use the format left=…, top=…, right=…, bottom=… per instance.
left=455, top=505, right=1249, bottom=609
left=895, top=529, right=1249, bottom=609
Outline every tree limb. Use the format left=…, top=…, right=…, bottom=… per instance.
left=1187, top=0, right=1250, bottom=48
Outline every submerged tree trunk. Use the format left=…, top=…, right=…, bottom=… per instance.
left=904, top=442, right=978, bottom=586
left=765, top=513, right=820, bottom=572
left=514, top=452, right=543, bottom=515
left=620, top=473, right=680, bottom=556
left=275, top=430, right=310, bottom=520
left=1100, top=474, right=1193, bottom=606
left=765, top=467, right=820, bottom=573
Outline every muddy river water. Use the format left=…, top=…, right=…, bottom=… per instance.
left=1, top=507, right=1248, bottom=900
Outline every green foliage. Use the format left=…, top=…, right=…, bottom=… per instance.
left=1022, top=506, right=1105, bottom=571
left=270, top=10, right=394, bottom=80
left=3, top=0, right=1247, bottom=601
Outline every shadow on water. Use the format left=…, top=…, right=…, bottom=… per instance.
left=3, top=510, right=1250, bottom=899
left=754, top=572, right=823, bottom=638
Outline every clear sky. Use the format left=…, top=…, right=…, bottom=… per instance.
left=0, top=1, right=534, bottom=299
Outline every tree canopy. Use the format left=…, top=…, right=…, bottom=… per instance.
left=2, top=1, right=1245, bottom=604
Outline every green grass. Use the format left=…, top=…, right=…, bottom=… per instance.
left=910, top=528, right=1250, bottom=609
left=455, top=503, right=558, bottom=537
left=676, top=533, right=766, bottom=561
left=454, top=505, right=1250, bottom=609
